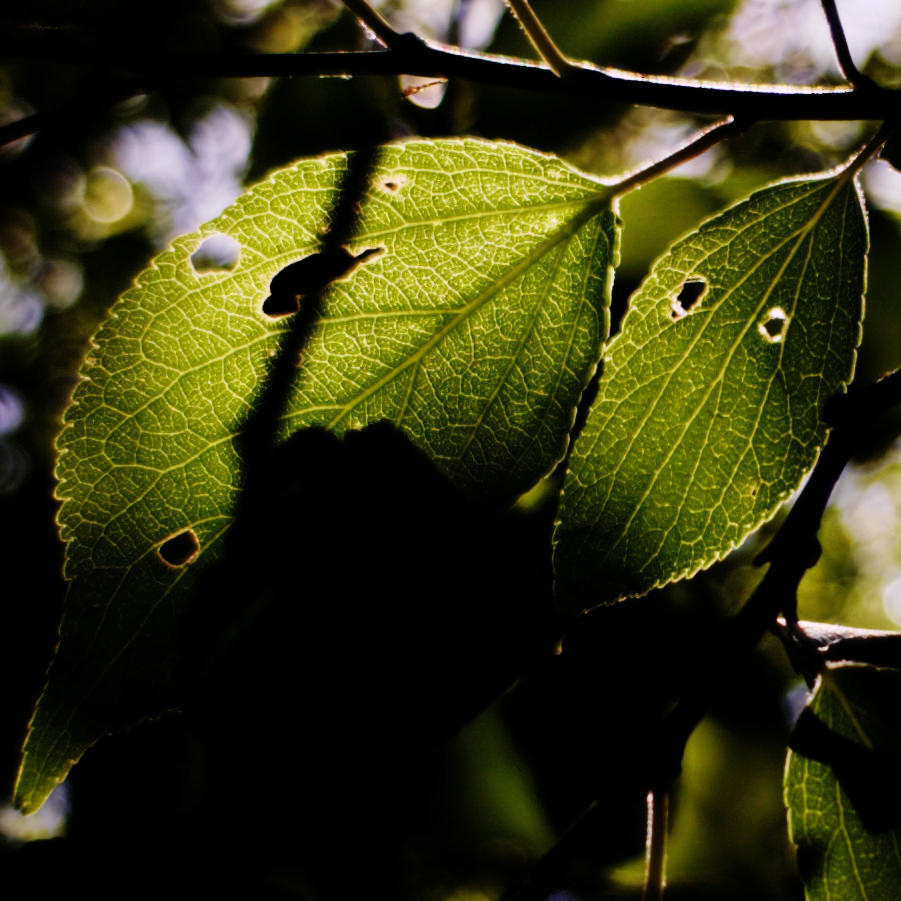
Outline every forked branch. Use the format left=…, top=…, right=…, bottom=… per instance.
left=0, top=13, right=897, bottom=149
left=820, top=0, right=875, bottom=89
left=504, top=0, right=576, bottom=77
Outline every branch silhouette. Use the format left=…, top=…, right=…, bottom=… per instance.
left=1, top=24, right=897, bottom=148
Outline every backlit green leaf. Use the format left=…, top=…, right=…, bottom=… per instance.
left=554, top=169, right=866, bottom=611
left=785, top=662, right=901, bottom=900
left=15, top=138, right=617, bottom=812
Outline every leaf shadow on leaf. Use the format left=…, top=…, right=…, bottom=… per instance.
left=239, top=143, right=383, bottom=472
left=177, top=421, right=559, bottom=891
left=789, top=708, right=901, bottom=834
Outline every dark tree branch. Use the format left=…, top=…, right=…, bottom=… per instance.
left=0, top=26, right=898, bottom=148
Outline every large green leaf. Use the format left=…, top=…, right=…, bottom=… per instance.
left=785, top=662, right=901, bottom=900
left=15, top=138, right=617, bottom=812
left=554, top=169, right=866, bottom=611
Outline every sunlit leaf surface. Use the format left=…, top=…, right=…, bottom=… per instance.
left=785, top=662, right=901, bottom=900
left=554, top=170, right=866, bottom=610
left=15, top=138, right=617, bottom=813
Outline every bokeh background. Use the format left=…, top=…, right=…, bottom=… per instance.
left=2, top=0, right=901, bottom=898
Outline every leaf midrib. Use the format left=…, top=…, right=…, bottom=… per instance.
left=62, top=194, right=607, bottom=476
left=317, top=200, right=607, bottom=431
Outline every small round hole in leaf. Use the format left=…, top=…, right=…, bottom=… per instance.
left=157, top=529, right=200, bottom=567
left=190, top=234, right=241, bottom=273
left=671, top=277, right=706, bottom=319
left=378, top=174, right=407, bottom=194
left=758, top=307, right=788, bottom=342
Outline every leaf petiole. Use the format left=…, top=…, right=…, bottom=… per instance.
left=609, top=116, right=748, bottom=198
left=504, top=0, right=577, bottom=77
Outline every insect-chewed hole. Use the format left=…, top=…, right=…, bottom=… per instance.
left=758, top=307, right=788, bottom=342
left=261, top=246, right=382, bottom=318
left=378, top=174, right=407, bottom=194
left=190, top=234, right=241, bottom=273
left=262, top=291, right=301, bottom=318
left=157, top=528, right=200, bottom=567
left=671, top=277, right=706, bottom=320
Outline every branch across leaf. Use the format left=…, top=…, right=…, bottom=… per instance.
left=14, top=138, right=618, bottom=813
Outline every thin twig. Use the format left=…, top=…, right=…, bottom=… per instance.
left=504, top=0, right=575, bottom=76
left=549, top=115, right=748, bottom=483
left=643, top=789, right=668, bottom=901
left=341, top=0, right=405, bottom=49
left=238, top=143, right=380, bottom=469
left=611, top=115, right=749, bottom=197
left=0, top=78, right=145, bottom=148
left=184, top=141, right=381, bottom=687
left=820, top=0, right=874, bottom=89
left=498, top=799, right=601, bottom=901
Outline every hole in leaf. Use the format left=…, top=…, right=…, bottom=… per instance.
left=758, top=307, right=788, bottom=343
left=157, top=529, right=200, bottom=567
left=262, top=291, right=300, bottom=318
left=670, top=277, right=706, bottom=320
left=262, top=246, right=382, bottom=318
left=190, top=234, right=241, bottom=273
left=378, top=174, right=407, bottom=194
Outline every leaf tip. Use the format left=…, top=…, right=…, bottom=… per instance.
left=13, top=714, right=78, bottom=817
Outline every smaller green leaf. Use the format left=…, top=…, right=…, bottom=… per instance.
left=554, top=168, right=866, bottom=611
left=785, top=662, right=901, bottom=901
